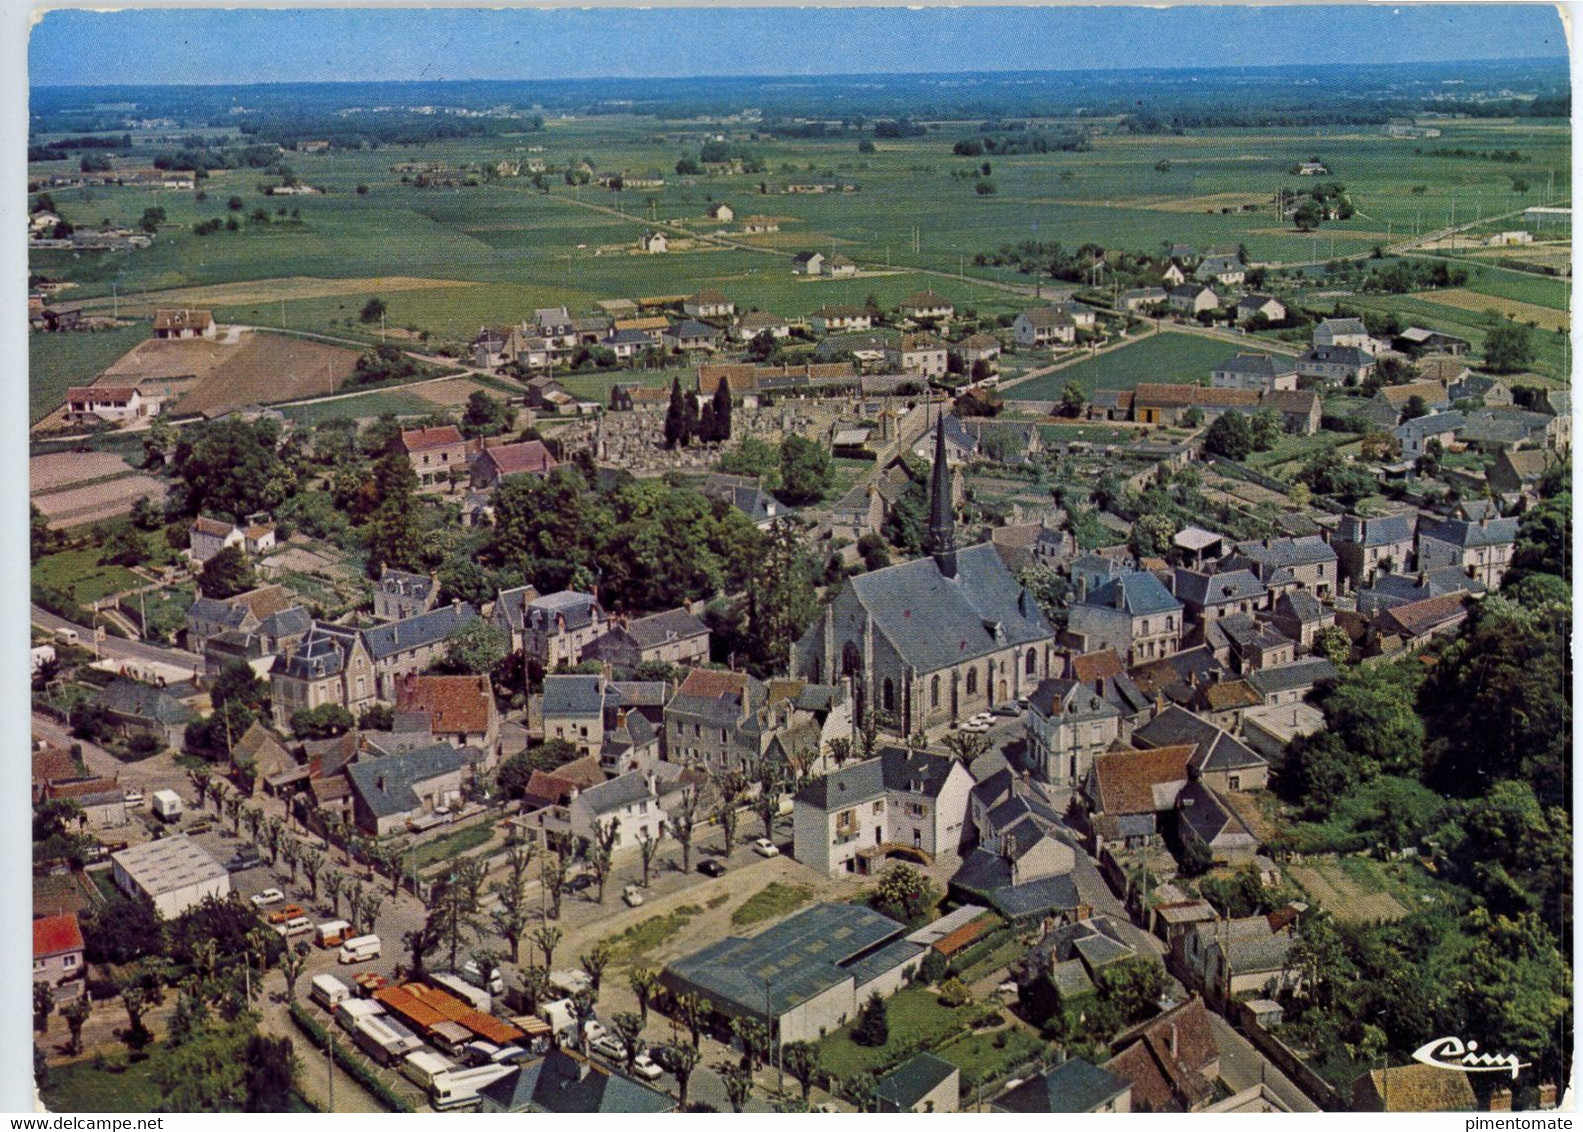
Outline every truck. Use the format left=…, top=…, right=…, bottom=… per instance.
left=400, top=1049, right=457, bottom=1092
left=314, top=920, right=352, bottom=948
left=353, top=1014, right=423, bottom=1065
left=150, top=790, right=183, bottom=823
left=538, top=998, right=579, bottom=1047
left=433, top=973, right=491, bottom=1015
left=310, top=974, right=351, bottom=1011
left=429, top=1064, right=514, bottom=1111
left=335, top=997, right=385, bottom=1035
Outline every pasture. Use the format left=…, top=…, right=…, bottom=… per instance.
left=28, top=323, right=150, bottom=424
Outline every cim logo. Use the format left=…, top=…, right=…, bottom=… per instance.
left=1411, top=1037, right=1531, bottom=1079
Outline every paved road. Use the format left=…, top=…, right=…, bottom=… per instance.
left=1206, top=1011, right=1321, bottom=1113
left=32, top=603, right=202, bottom=671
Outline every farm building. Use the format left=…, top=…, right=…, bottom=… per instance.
left=111, top=835, right=230, bottom=919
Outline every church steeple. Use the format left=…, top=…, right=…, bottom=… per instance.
left=926, top=406, right=958, bottom=578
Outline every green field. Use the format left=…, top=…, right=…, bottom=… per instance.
left=278, top=388, right=435, bottom=425
left=817, top=986, right=978, bottom=1078
left=33, top=117, right=1567, bottom=366
left=29, top=323, right=152, bottom=424
left=729, top=882, right=814, bottom=928
left=33, top=545, right=142, bottom=605
left=1009, top=331, right=1242, bottom=399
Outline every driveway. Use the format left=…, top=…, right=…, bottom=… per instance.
left=1207, top=1011, right=1321, bottom=1113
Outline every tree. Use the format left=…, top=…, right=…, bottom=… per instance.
left=664, top=376, right=692, bottom=449
left=33, top=982, right=54, bottom=1034
left=777, top=435, right=834, bottom=505
left=636, top=828, right=663, bottom=887
left=1128, top=513, right=1177, bottom=559
left=711, top=378, right=734, bottom=443
left=459, top=390, right=514, bottom=439
left=169, top=418, right=288, bottom=522
left=1204, top=409, right=1255, bottom=460
left=853, top=990, right=888, bottom=1047
left=290, top=704, right=353, bottom=740
left=1312, top=624, right=1352, bottom=666
left=532, top=924, right=563, bottom=970
left=363, top=451, right=424, bottom=576
left=360, top=297, right=387, bottom=324
left=199, top=545, right=256, bottom=599
left=744, top=520, right=818, bottom=675
left=490, top=843, right=536, bottom=962
left=825, top=737, right=854, bottom=771
left=61, top=996, right=91, bottom=1054
left=117, top=982, right=150, bottom=1049
left=869, top=864, right=938, bottom=925
left=1293, top=200, right=1323, bottom=231
left=629, top=968, right=659, bottom=1025
left=612, top=1011, right=646, bottom=1074
left=656, top=1042, right=701, bottom=1107
left=243, top=1033, right=299, bottom=1111
left=280, top=945, right=306, bottom=1001
left=541, top=852, right=568, bottom=920
left=1485, top=322, right=1535, bottom=373
left=438, top=619, right=507, bottom=676
left=941, top=730, right=992, bottom=764
left=975, top=178, right=997, bottom=196
left=580, top=941, right=613, bottom=992
left=1178, top=834, right=1214, bottom=877
left=589, top=818, right=619, bottom=903
left=716, top=799, right=739, bottom=857
left=719, top=1062, right=753, bottom=1112
left=670, top=788, right=701, bottom=874
left=676, top=993, right=711, bottom=1049
left=402, top=921, right=440, bottom=979
left=1095, top=955, right=1167, bottom=1025
left=515, top=966, right=551, bottom=1015
left=783, top=1041, right=820, bottom=1101
left=1060, top=381, right=1086, bottom=419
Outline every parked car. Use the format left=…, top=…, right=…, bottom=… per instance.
left=567, top=873, right=595, bottom=892
left=622, top=884, right=644, bottom=907
left=630, top=1052, right=664, bottom=1081
left=581, top=1020, right=608, bottom=1047
left=957, top=719, right=991, bottom=734
left=122, top=789, right=144, bottom=808
left=589, top=1034, right=625, bottom=1061
left=698, top=859, right=727, bottom=878
left=226, top=848, right=264, bottom=872
left=251, top=888, right=285, bottom=908
left=991, top=703, right=1020, bottom=717
left=968, top=712, right=994, bottom=726
left=752, top=838, right=779, bottom=858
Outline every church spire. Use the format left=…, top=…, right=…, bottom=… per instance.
left=926, top=406, right=958, bottom=578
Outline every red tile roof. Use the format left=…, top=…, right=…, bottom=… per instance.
left=482, top=440, right=558, bottom=478
left=1377, top=593, right=1468, bottom=640
left=33, top=913, right=84, bottom=960
left=677, top=668, right=750, bottom=701
left=400, top=425, right=465, bottom=453
left=1089, top=745, right=1196, bottom=815
left=190, top=515, right=234, bottom=538
left=396, top=674, right=495, bottom=736
left=1105, top=997, right=1218, bottom=1112
left=1072, top=649, right=1125, bottom=683
left=31, top=744, right=77, bottom=786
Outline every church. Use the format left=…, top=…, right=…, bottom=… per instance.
left=791, top=412, right=1059, bottom=736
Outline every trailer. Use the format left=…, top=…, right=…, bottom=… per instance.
left=335, top=997, right=385, bottom=1034
left=310, top=974, right=351, bottom=1011
left=429, top=1064, right=514, bottom=1111
left=150, top=790, right=183, bottom=823
left=401, top=1049, right=456, bottom=1092
left=353, top=1013, right=423, bottom=1065
left=432, top=973, right=491, bottom=1015
left=314, top=920, right=352, bottom=948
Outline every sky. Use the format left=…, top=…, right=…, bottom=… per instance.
left=28, top=5, right=1571, bottom=87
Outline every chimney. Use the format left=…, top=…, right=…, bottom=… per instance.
left=376, top=774, right=386, bottom=793
left=1489, top=1088, right=1512, bottom=1114
left=1094, top=678, right=1105, bottom=696
left=1154, top=692, right=1165, bottom=718
left=1170, top=1023, right=1179, bottom=1058
left=1186, top=670, right=1197, bottom=689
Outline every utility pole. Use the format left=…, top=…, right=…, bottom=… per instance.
left=327, top=1026, right=335, bottom=1111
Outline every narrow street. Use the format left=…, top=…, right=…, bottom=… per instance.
left=31, top=604, right=202, bottom=671
left=1206, top=1012, right=1320, bottom=1113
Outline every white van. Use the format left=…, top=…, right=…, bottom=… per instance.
left=53, top=627, right=79, bottom=647
left=430, top=1065, right=513, bottom=1111
left=275, top=915, right=311, bottom=938
left=338, top=934, right=381, bottom=964
left=310, top=974, right=351, bottom=1011
left=401, top=1049, right=456, bottom=1092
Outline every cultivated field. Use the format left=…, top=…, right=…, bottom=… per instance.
left=28, top=323, right=151, bottom=424
left=33, top=473, right=167, bottom=530
left=62, top=275, right=474, bottom=318
left=30, top=450, right=135, bottom=494
left=1409, top=287, right=1571, bottom=332
left=1288, top=859, right=1408, bottom=924
left=1009, top=330, right=1241, bottom=399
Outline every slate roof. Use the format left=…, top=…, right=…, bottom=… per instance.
left=994, top=1057, right=1131, bottom=1113
left=1128, top=645, right=1226, bottom=704
left=1079, top=571, right=1182, bottom=617
left=795, top=747, right=958, bottom=809
left=542, top=675, right=605, bottom=718
left=1418, top=515, right=1520, bottom=549
left=1303, top=344, right=1375, bottom=368
left=951, top=854, right=1083, bottom=919
left=1335, top=513, right=1414, bottom=547
left=259, top=606, right=312, bottom=638
left=1133, top=705, right=1265, bottom=773
left=1177, top=780, right=1254, bottom=846
left=272, top=626, right=348, bottom=681
left=667, top=319, right=720, bottom=340
left=1247, top=658, right=1337, bottom=698
left=875, top=1052, right=958, bottom=1110
left=1214, top=353, right=1296, bottom=378
left=1172, top=568, right=1265, bottom=608
left=345, top=743, right=470, bottom=820
left=479, top=1051, right=674, bottom=1113
left=1028, top=677, right=1121, bottom=724
left=1273, top=589, right=1326, bottom=623
left=360, top=603, right=479, bottom=660
left=622, top=608, right=708, bottom=649
left=1019, top=307, right=1076, bottom=329
left=524, top=591, right=601, bottom=634
left=576, top=771, right=654, bottom=815
left=846, top=543, right=1052, bottom=672
left=731, top=484, right=784, bottom=524
left=1315, top=317, right=1367, bottom=338
left=1232, top=535, right=1336, bottom=571
left=97, top=679, right=196, bottom=725
left=662, top=902, right=908, bottom=1016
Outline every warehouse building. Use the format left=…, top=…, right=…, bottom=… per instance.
left=110, top=835, right=230, bottom=918
left=660, top=902, right=925, bottom=1044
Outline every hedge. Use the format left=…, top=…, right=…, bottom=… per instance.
left=288, top=1001, right=415, bottom=1113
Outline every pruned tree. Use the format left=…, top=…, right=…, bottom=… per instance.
left=612, top=1010, right=646, bottom=1075
left=61, top=996, right=92, bottom=1055
left=629, top=967, right=659, bottom=1025
left=532, top=924, right=563, bottom=970
left=783, top=1040, right=820, bottom=1102
left=719, top=1062, right=752, bottom=1112
left=515, top=965, right=551, bottom=1015
left=490, top=843, right=536, bottom=963
left=676, top=992, right=711, bottom=1050
left=671, top=789, right=701, bottom=874
left=323, top=869, right=344, bottom=918
left=280, top=945, right=306, bottom=1001
left=589, top=818, right=619, bottom=903
left=656, top=1042, right=701, bottom=1108
left=636, top=827, right=663, bottom=887
left=541, top=850, right=568, bottom=920
left=579, top=941, right=613, bottom=993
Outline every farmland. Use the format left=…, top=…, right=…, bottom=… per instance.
left=1008, top=330, right=1241, bottom=399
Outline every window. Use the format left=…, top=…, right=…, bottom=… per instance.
left=720, top=729, right=728, bottom=744
left=930, top=675, right=940, bottom=709
left=1142, top=619, right=1150, bottom=635
left=1229, top=775, right=1241, bottom=791
left=871, top=800, right=885, bottom=815
left=1026, top=648, right=1037, bottom=675
left=1166, top=616, right=1175, bottom=631
left=882, top=678, right=895, bottom=712
left=693, top=723, right=701, bottom=738
left=966, top=668, right=977, bottom=695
